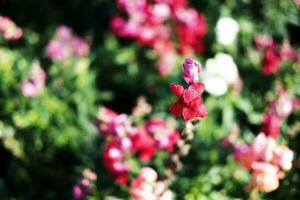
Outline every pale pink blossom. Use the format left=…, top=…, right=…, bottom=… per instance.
left=252, top=162, right=280, bottom=193
left=273, top=145, right=294, bottom=170
left=251, top=133, right=276, bottom=162
left=130, top=167, right=173, bottom=200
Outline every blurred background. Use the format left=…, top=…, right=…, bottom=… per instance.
left=0, top=0, right=300, bottom=199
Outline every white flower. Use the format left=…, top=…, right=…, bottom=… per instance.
left=216, top=17, right=239, bottom=46
left=202, top=53, right=239, bottom=96
left=203, top=75, right=228, bottom=96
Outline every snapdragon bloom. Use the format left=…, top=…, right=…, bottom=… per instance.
left=129, top=167, right=174, bottom=200
left=170, top=82, right=207, bottom=121
left=234, top=133, right=293, bottom=192
left=20, top=61, right=46, bottom=97
left=0, top=16, right=22, bottom=40
left=170, top=58, right=208, bottom=121
left=182, top=58, right=201, bottom=84
left=46, top=25, right=89, bottom=61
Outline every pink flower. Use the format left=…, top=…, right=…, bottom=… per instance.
left=272, top=145, right=294, bottom=170
left=251, top=162, right=280, bottom=193
left=182, top=58, right=201, bottom=84
left=56, top=25, right=72, bottom=39
left=71, top=38, right=90, bottom=57
left=251, top=133, right=276, bottom=162
left=73, top=169, right=96, bottom=199
left=280, top=41, right=297, bottom=61
left=140, top=167, right=158, bottom=182
left=170, top=82, right=207, bottom=121
left=234, top=144, right=255, bottom=169
left=103, top=138, right=129, bottom=185
left=233, top=132, right=294, bottom=192
left=129, top=167, right=173, bottom=200
left=156, top=51, right=176, bottom=76
left=145, top=119, right=180, bottom=151
left=275, top=91, right=293, bottom=118
left=150, top=3, right=172, bottom=24
left=20, top=62, right=46, bottom=97
left=0, top=16, right=23, bottom=40
left=254, top=34, right=274, bottom=49
left=46, top=40, right=71, bottom=61
left=46, top=25, right=89, bottom=61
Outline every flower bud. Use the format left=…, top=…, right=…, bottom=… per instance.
left=183, top=58, right=201, bottom=84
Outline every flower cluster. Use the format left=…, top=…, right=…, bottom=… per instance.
left=234, top=133, right=293, bottom=192
left=0, top=16, right=22, bottom=40
left=262, top=87, right=300, bottom=138
left=46, top=25, right=90, bottom=61
left=170, top=58, right=208, bottom=121
left=20, top=61, right=46, bottom=97
left=254, top=34, right=299, bottom=75
left=111, top=0, right=207, bottom=75
left=96, top=105, right=180, bottom=185
left=73, top=169, right=97, bottom=199
left=129, top=167, right=173, bottom=200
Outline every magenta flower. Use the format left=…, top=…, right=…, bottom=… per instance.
left=182, top=58, right=201, bottom=84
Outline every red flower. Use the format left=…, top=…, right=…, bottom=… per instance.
left=131, top=128, right=157, bottom=161
left=262, top=48, right=281, bottom=75
left=170, top=82, right=208, bottom=121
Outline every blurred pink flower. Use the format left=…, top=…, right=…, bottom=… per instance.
left=252, top=162, right=280, bottom=193
left=273, top=145, right=294, bottom=170
left=254, top=34, right=274, bottom=49
left=145, top=119, right=180, bottom=151
left=233, top=132, right=294, bottom=192
left=0, top=16, right=23, bottom=40
left=46, top=25, right=90, bottom=61
left=20, top=62, right=46, bottom=97
left=129, top=167, right=173, bottom=200
left=73, top=169, right=96, bottom=199
left=95, top=106, right=181, bottom=185
left=234, top=144, right=255, bottom=169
